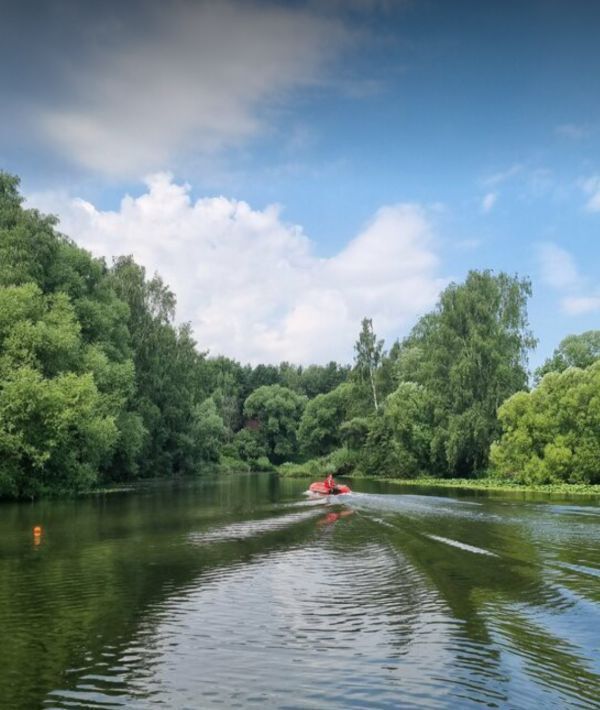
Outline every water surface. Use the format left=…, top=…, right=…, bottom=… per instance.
left=1, top=474, right=599, bottom=708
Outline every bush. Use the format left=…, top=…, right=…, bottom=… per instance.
left=250, top=455, right=275, bottom=472
left=278, top=459, right=323, bottom=478
left=491, top=363, right=600, bottom=484
left=323, top=447, right=358, bottom=475
left=218, top=456, right=251, bottom=474
left=233, top=428, right=266, bottom=462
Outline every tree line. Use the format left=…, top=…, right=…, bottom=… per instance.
left=1, top=171, right=598, bottom=498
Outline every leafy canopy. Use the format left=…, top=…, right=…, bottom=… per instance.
left=492, top=362, right=600, bottom=484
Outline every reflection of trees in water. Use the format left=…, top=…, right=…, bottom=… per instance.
left=0, top=476, right=313, bottom=709
left=489, top=606, right=600, bottom=706
left=328, top=499, right=600, bottom=705
left=1, top=481, right=598, bottom=708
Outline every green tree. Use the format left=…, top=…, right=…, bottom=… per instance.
left=233, top=428, right=267, bottom=464
left=299, top=362, right=350, bottom=398
left=247, top=363, right=280, bottom=390
left=0, top=174, right=143, bottom=490
left=357, top=383, right=434, bottom=478
left=340, top=416, right=370, bottom=451
left=353, top=317, right=384, bottom=412
left=0, top=367, right=118, bottom=499
left=376, top=340, right=402, bottom=402
left=297, top=383, right=352, bottom=457
left=243, top=385, right=307, bottom=464
left=192, top=398, right=227, bottom=463
left=200, top=356, right=250, bottom=436
left=108, top=257, right=206, bottom=476
left=0, top=279, right=126, bottom=497
left=383, top=382, right=434, bottom=474
left=0, top=173, right=61, bottom=291
left=535, top=330, right=600, bottom=381
left=396, top=271, right=536, bottom=476
left=277, top=362, right=303, bottom=392
left=491, top=362, right=600, bottom=484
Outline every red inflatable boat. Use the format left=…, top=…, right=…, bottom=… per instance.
left=309, top=481, right=352, bottom=495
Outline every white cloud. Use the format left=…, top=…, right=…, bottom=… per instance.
left=561, top=296, right=600, bottom=316
left=28, top=175, right=447, bottom=364
left=580, top=175, right=600, bottom=212
left=482, top=164, right=559, bottom=203
left=483, top=163, right=523, bottom=188
left=480, top=192, right=497, bottom=213
left=537, top=243, right=580, bottom=290
left=38, top=2, right=349, bottom=177
left=537, top=242, right=600, bottom=317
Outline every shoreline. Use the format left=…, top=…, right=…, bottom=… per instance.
left=276, top=463, right=600, bottom=496
left=349, top=476, right=600, bottom=496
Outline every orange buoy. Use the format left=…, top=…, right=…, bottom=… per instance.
left=33, top=526, right=43, bottom=545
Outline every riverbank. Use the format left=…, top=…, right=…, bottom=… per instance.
left=360, top=476, right=600, bottom=496
left=277, top=462, right=600, bottom=496
left=93, top=474, right=600, bottom=498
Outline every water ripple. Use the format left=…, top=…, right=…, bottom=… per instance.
left=0, top=477, right=598, bottom=709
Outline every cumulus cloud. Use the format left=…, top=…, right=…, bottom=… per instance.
left=580, top=175, right=600, bottom=212
left=537, top=242, right=600, bottom=316
left=36, top=1, right=349, bottom=176
left=28, top=175, right=447, bottom=364
left=480, top=192, right=497, bottom=213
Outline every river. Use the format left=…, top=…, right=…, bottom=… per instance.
left=1, top=474, right=599, bottom=708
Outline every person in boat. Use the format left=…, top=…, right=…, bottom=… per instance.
left=325, top=473, right=337, bottom=493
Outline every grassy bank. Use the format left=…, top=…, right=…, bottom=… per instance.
left=353, top=476, right=600, bottom=496
left=85, top=472, right=600, bottom=500
left=277, top=460, right=600, bottom=496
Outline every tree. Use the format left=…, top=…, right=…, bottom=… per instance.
left=0, top=173, right=61, bottom=291
left=536, top=330, right=600, bottom=381
left=376, top=340, right=402, bottom=402
left=297, top=383, right=352, bottom=457
left=354, top=317, right=384, bottom=412
left=243, top=385, right=307, bottom=464
left=396, top=271, right=536, bottom=476
left=201, top=356, right=250, bottom=436
left=382, top=382, right=434, bottom=475
left=340, top=416, right=370, bottom=451
left=247, top=363, right=280, bottom=390
left=0, top=367, right=118, bottom=499
left=191, top=398, right=226, bottom=464
left=233, top=428, right=267, bottom=465
left=108, top=257, right=206, bottom=477
left=491, top=362, right=600, bottom=484
left=299, top=362, right=350, bottom=398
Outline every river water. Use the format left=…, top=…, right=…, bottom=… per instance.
left=1, top=474, right=599, bottom=709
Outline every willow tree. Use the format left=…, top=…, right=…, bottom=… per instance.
left=492, top=362, right=600, bottom=484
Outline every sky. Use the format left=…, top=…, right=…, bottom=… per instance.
left=1, top=0, right=600, bottom=367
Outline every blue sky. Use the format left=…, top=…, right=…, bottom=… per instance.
left=2, top=0, right=600, bottom=366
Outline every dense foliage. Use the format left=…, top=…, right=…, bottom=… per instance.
left=0, top=173, right=347, bottom=498
left=491, top=363, right=600, bottom=484
left=1, top=170, right=598, bottom=497
left=535, top=331, right=600, bottom=381
left=243, top=385, right=307, bottom=464
left=389, top=271, right=536, bottom=476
